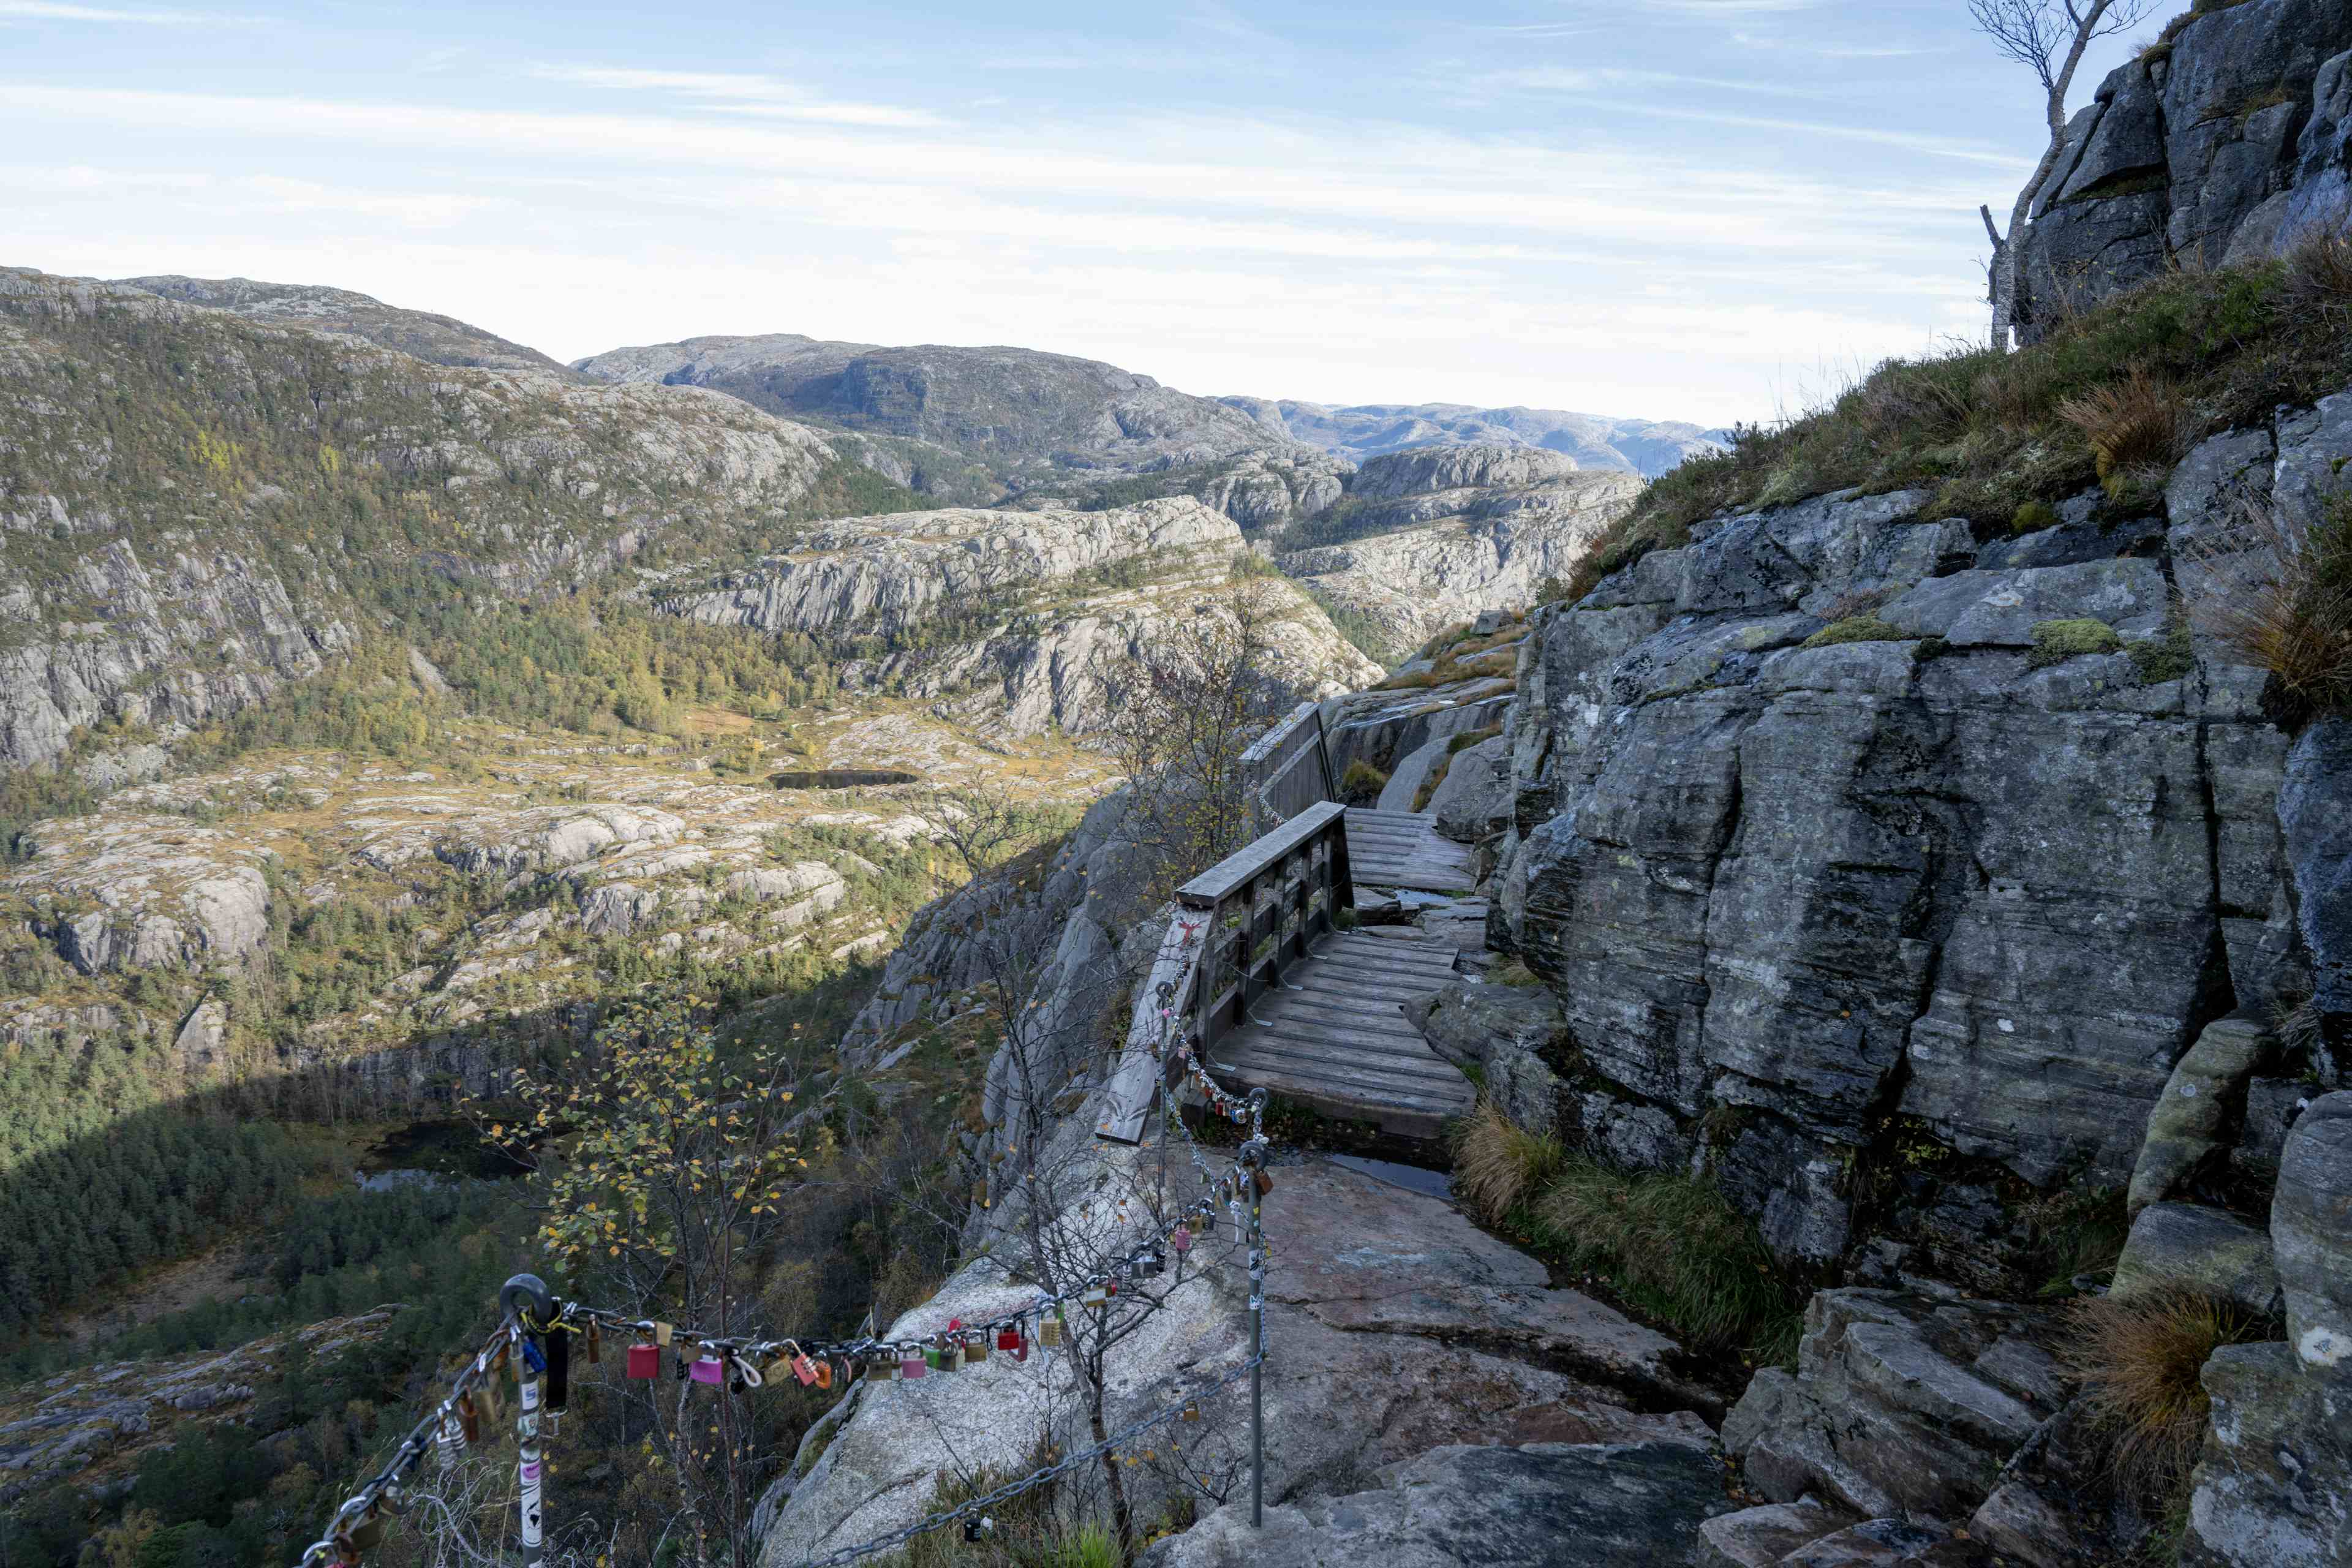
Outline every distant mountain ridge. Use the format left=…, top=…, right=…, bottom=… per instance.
left=121, top=274, right=587, bottom=381
left=1216, top=395, right=1728, bottom=477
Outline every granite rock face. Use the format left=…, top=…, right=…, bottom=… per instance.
left=1492, top=408, right=2342, bottom=1254
left=2016, top=0, right=2352, bottom=333
left=1142, top=1441, right=1733, bottom=1568
left=759, top=1161, right=1713, bottom=1567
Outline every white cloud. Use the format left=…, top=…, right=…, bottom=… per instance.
left=0, top=1, right=246, bottom=21
left=525, top=63, right=943, bottom=128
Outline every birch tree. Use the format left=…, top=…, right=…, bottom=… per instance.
left=1972, top=0, right=2158, bottom=348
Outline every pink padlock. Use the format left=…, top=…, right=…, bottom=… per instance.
left=690, top=1355, right=725, bottom=1385
left=1172, top=1223, right=1192, bottom=1254
left=900, top=1349, right=927, bottom=1380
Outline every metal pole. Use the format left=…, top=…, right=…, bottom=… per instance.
left=518, top=1345, right=545, bottom=1568
left=1248, top=1178, right=1265, bottom=1528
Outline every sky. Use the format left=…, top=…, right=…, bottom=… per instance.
left=0, top=1, right=2155, bottom=428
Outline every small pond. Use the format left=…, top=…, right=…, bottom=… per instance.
left=1324, top=1153, right=1455, bottom=1201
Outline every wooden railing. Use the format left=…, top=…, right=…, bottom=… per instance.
left=1096, top=801, right=1353, bottom=1142
left=1237, top=701, right=1336, bottom=831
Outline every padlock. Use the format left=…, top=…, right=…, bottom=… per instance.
left=963, top=1515, right=995, bottom=1543
left=1253, top=1169, right=1275, bottom=1197
left=813, top=1357, right=834, bottom=1390
left=1040, top=1308, right=1065, bottom=1348
left=691, top=1355, right=723, bottom=1385
left=436, top=1412, right=466, bottom=1466
left=900, top=1348, right=927, bottom=1380
left=1171, top=1223, right=1192, bottom=1254
left=586, top=1320, right=601, bottom=1365
left=458, top=1393, right=480, bottom=1445
left=1081, top=1282, right=1107, bottom=1309
left=1182, top=1402, right=1200, bottom=1423
left=924, top=1343, right=946, bottom=1373
left=654, top=1321, right=674, bottom=1348
left=996, top=1325, right=1022, bottom=1354
left=790, top=1348, right=818, bottom=1387
left=545, top=1327, right=570, bottom=1415
left=627, top=1342, right=660, bottom=1379
left=966, top=1331, right=989, bottom=1364
left=349, top=1502, right=391, bottom=1550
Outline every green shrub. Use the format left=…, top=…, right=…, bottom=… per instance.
left=1447, top=723, right=1504, bottom=754
left=2013, top=500, right=2062, bottom=535
left=2028, top=618, right=2125, bottom=668
left=1803, top=615, right=1906, bottom=649
left=1339, top=758, right=1389, bottom=802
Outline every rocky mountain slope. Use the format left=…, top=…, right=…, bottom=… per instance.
left=0, top=267, right=884, bottom=774
left=1217, top=395, right=1726, bottom=477
left=1268, top=445, right=1641, bottom=651
left=2018, top=0, right=2352, bottom=333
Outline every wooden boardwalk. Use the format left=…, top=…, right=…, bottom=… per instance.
left=1344, top=808, right=1477, bottom=893
left=1208, top=930, right=1473, bottom=1138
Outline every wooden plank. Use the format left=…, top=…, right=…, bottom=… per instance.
left=1253, top=995, right=1429, bottom=1037
left=1220, top=1050, right=1460, bottom=1098
left=1219, top=1034, right=1466, bottom=1087
left=1209, top=1057, right=1471, bottom=1118
left=1178, top=801, right=1346, bottom=908
left=1221, top=1019, right=1463, bottom=1074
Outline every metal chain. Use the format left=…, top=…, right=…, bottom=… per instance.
left=787, top=1346, right=1268, bottom=1568
left=295, top=963, right=1276, bottom=1566
left=295, top=1321, right=517, bottom=1567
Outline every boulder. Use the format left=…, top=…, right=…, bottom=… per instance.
left=2111, top=1202, right=2283, bottom=1317
left=1142, top=1441, right=1733, bottom=1568
left=2274, top=1091, right=2352, bottom=1370
left=1722, top=1290, right=2064, bottom=1521
left=1427, top=733, right=1512, bottom=843
left=1404, top=980, right=1568, bottom=1134
left=2282, top=719, right=2352, bottom=1054
left=2128, top=1013, right=2274, bottom=1216
left=2182, top=1343, right=2352, bottom=1567
left=1700, top=1502, right=1859, bottom=1567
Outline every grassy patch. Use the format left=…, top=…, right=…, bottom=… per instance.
left=2028, top=617, right=2125, bottom=668
left=1339, top=758, right=1389, bottom=803
left=2013, top=500, right=2063, bottom=535
left=1565, top=256, right=2352, bottom=595
left=2128, top=605, right=2198, bottom=685
left=1524, top=1156, right=1804, bottom=1359
left=1802, top=614, right=1907, bottom=649
left=1446, top=723, right=1504, bottom=754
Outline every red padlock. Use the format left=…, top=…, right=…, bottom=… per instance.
left=627, top=1341, right=660, bottom=1379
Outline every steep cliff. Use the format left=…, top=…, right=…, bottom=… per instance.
left=657, top=497, right=1381, bottom=733
left=2018, top=0, right=2352, bottom=330
left=1490, top=389, right=2348, bottom=1270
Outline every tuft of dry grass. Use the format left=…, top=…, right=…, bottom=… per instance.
left=2287, top=230, right=2352, bottom=315
left=2061, top=1284, right=2275, bottom=1499
left=2178, top=499, right=2352, bottom=710
left=2057, top=369, right=2190, bottom=483
left=1451, top=1098, right=1564, bottom=1222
